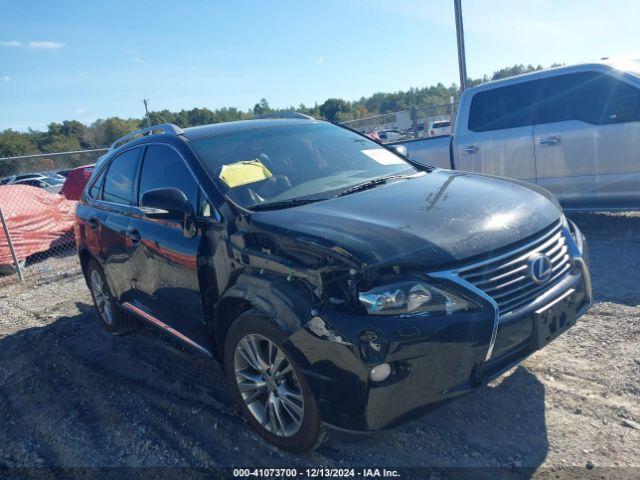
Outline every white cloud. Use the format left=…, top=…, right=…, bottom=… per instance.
left=2, top=76, right=10, bottom=82
left=315, top=56, right=325, bottom=65
left=28, top=41, right=65, bottom=49
left=132, top=57, right=146, bottom=64
left=75, top=108, right=87, bottom=114
left=0, top=40, right=65, bottom=49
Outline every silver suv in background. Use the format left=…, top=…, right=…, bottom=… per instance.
left=401, top=60, right=640, bottom=211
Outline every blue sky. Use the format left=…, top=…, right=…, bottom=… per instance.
left=0, top=0, right=638, bottom=131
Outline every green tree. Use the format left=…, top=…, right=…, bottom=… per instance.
left=253, top=98, right=271, bottom=116
left=0, top=62, right=562, bottom=168
left=319, top=98, right=350, bottom=122
left=0, top=130, right=39, bottom=177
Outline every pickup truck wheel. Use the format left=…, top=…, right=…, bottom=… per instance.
left=224, top=310, right=326, bottom=453
left=86, top=259, right=135, bottom=335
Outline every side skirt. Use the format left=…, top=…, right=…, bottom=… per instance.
left=121, top=301, right=213, bottom=358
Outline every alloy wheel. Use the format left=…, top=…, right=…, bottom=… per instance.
left=90, top=269, right=114, bottom=325
left=233, top=334, right=304, bottom=437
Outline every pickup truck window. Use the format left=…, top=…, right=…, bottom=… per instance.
left=603, top=84, right=640, bottom=123
left=468, top=81, right=542, bottom=132
left=537, top=72, right=640, bottom=125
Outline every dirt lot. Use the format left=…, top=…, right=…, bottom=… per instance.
left=0, top=213, right=638, bottom=479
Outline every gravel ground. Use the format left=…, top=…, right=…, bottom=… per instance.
left=0, top=213, right=638, bottom=479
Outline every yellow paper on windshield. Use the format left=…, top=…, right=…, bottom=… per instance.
left=362, top=148, right=405, bottom=165
left=219, top=159, right=273, bottom=188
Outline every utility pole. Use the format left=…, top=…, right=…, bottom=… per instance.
left=454, top=0, right=468, bottom=92
left=143, top=98, right=151, bottom=127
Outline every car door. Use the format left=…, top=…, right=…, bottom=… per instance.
left=534, top=70, right=640, bottom=209
left=87, top=147, right=142, bottom=299
left=127, top=143, right=207, bottom=333
left=595, top=75, right=640, bottom=209
left=455, top=78, right=541, bottom=183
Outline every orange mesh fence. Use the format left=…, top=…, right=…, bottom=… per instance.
left=0, top=151, right=102, bottom=285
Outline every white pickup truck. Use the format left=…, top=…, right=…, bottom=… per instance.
left=395, top=60, right=640, bottom=211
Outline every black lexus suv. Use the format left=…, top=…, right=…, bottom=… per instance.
left=75, top=115, right=591, bottom=452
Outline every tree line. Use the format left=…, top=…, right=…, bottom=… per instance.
left=0, top=63, right=558, bottom=176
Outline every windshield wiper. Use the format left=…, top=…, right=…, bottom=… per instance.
left=335, top=174, right=413, bottom=198
left=250, top=197, right=323, bottom=211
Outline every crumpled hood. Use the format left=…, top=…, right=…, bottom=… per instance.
left=249, top=169, right=562, bottom=270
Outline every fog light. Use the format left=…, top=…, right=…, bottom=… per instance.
left=369, top=363, right=391, bottom=382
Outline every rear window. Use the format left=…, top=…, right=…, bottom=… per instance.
left=88, top=168, right=105, bottom=199
left=468, top=80, right=542, bottom=132
left=432, top=121, right=450, bottom=128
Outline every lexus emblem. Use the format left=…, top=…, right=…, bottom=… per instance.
left=527, top=253, right=553, bottom=284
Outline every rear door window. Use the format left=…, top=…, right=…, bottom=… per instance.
left=102, top=147, right=142, bottom=205
left=468, top=80, right=542, bottom=132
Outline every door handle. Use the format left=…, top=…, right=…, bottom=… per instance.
left=462, top=144, right=478, bottom=155
left=126, top=227, right=141, bottom=244
left=539, top=135, right=561, bottom=147
left=87, top=218, right=99, bottom=230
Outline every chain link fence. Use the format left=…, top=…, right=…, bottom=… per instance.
left=0, top=150, right=107, bottom=287
left=340, top=102, right=458, bottom=142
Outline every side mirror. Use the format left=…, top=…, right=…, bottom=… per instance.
left=140, top=188, right=193, bottom=222
left=389, top=144, right=408, bottom=158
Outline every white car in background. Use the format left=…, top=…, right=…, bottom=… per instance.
left=12, top=174, right=65, bottom=194
left=378, top=129, right=404, bottom=143
left=429, top=120, right=452, bottom=137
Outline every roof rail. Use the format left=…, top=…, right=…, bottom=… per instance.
left=110, top=123, right=184, bottom=150
left=251, top=111, right=314, bottom=120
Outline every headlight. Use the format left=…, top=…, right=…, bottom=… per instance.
left=358, top=280, right=476, bottom=316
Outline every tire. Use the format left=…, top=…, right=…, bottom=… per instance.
left=224, top=309, right=326, bottom=453
left=86, top=259, right=136, bottom=335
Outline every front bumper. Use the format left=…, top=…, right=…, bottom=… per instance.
left=285, top=221, right=592, bottom=432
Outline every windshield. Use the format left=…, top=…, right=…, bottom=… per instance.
left=191, top=122, right=418, bottom=209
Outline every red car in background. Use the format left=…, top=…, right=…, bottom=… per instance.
left=61, top=164, right=94, bottom=200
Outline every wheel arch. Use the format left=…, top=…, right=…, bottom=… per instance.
left=211, top=272, right=316, bottom=361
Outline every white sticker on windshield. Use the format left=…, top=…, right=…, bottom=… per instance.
left=362, top=148, right=405, bottom=165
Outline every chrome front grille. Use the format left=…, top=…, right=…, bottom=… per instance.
left=458, top=223, right=572, bottom=316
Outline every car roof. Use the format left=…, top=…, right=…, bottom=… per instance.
left=182, top=118, right=320, bottom=141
